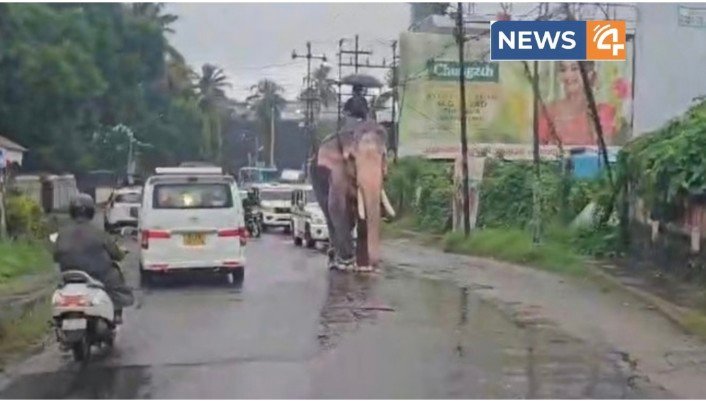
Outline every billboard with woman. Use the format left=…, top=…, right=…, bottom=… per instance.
left=538, top=56, right=634, bottom=147
left=397, top=30, right=634, bottom=159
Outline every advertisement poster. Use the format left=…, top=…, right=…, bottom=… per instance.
left=398, top=30, right=634, bottom=159
left=452, top=155, right=486, bottom=231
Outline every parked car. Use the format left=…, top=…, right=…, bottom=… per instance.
left=290, top=186, right=328, bottom=248
left=103, top=186, right=142, bottom=233
left=136, top=166, right=246, bottom=285
left=255, top=183, right=295, bottom=233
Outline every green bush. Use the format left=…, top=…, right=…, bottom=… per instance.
left=477, top=160, right=563, bottom=229
left=6, top=194, right=47, bottom=240
left=386, top=157, right=452, bottom=233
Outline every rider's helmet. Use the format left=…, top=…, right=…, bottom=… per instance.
left=69, top=193, right=96, bottom=221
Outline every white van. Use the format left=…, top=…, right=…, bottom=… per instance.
left=136, top=167, right=246, bottom=285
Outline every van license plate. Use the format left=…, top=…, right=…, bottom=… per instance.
left=183, top=233, right=205, bottom=246
left=62, top=318, right=87, bottom=331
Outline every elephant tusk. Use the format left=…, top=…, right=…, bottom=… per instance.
left=381, top=189, right=396, bottom=218
left=357, top=188, right=366, bottom=220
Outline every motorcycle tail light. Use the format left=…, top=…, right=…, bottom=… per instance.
left=54, top=294, right=90, bottom=307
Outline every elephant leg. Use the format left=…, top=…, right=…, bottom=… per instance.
left=312, top=165, right=337, bottom=266
left=328, top=171, right=355, bottom=268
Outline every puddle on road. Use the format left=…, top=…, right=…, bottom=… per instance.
left=0, top=365, right=153, bottom=398
left=316, top=267, right=669, bottom=398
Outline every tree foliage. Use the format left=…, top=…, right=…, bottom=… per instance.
left=619, top=99, right=706, bottom=223
left=0, top=3, right=215, bottom=173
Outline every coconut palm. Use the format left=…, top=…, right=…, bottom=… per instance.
left=196, top=64, right=232, bottom=162
left=246, top=79, right=287, bottom=166
left=298, top=64, right=337, bottom=122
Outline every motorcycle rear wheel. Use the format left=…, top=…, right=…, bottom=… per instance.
left=71, top=337, right=91, bottom=363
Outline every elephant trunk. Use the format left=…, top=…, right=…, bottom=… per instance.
left=360, top=181, right=382, bottom=268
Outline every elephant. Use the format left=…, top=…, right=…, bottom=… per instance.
left=309, top=119, right=396, bottom=272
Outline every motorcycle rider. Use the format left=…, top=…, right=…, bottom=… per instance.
left=242, top=189, right=261, bottom=235
left=53, top=193, right=134, bottom=324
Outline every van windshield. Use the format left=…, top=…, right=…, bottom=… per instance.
left=153, top=183, right=232, bottom=209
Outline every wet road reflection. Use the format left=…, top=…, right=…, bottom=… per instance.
left=0, top=234, right=664, bottom=398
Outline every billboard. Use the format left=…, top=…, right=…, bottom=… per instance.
left=398, top=30, right=634, bottom=159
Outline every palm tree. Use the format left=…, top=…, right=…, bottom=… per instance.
left=246, top=79, right=287, bottom=167
left=196, top=64, right=232, bottom=162
left=310, top=64, right=337, bottom=117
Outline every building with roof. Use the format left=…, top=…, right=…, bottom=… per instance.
left=0, top=134, right=27, bottom=167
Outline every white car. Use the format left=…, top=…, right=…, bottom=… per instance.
left=103, top=187, right=142, bottom=233
left=291, top=186, right=328, bottom=248
left=255, top=183, right=295, bottom=233
left=136, top=166, right=246, bottom=285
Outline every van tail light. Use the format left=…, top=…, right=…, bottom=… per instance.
left=218, top=228, right=247, bottom=246
left=141, top=229, right=171, bottom=249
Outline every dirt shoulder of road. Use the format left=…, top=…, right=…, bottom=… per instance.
left=382, top=235, right=706, bottom=398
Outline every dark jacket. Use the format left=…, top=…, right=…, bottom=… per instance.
left=53, top=218, right=133, bottom=308
left=344, top=94, right=369, bottom=119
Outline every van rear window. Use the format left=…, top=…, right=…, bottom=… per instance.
left=153, top=183, right=233, bottom=209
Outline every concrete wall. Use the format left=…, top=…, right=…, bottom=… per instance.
left=633, top=3, right=706, bottom=135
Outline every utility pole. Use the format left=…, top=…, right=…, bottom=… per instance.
left=455, top=2, right=471, bottom=237
left=337, top=38, right=346, bottom=130
left=340, top=34, right=373, bottom=72
left=292, top=41, right=327, bottom=160
left=532, top=60, right=541, bottom=244
left=0, top=155, right=6, bottom=239
left=391, top=40, right=399, bottom=161
left=270, top=103, right=276, bottom=168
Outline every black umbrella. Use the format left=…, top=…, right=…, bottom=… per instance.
left=341, top=73, right=383, bottom=88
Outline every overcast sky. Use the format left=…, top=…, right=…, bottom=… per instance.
left=166, top=3, right=412, bottom=100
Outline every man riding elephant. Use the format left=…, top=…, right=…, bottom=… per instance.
left=343, top=84, right=369, bottom=121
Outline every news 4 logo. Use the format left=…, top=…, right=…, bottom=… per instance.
left=490, top=20, right=626, bottom=61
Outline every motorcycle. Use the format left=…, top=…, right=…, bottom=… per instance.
left=49, top=233, right=124, bottom=363
left=245, top=208, right=262, bottom=238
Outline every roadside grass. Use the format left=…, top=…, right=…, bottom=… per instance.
left=442, top=227, right=587, bottom=276
left=0, top=241, right=52, bottom=285
left=0, top=300, right=51, bottom=368
left=680, top=312, right=706, bottom=341
left=381, top=215, right=418, bottom=238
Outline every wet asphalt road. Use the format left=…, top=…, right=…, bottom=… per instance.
left=0, top=231, right=658, bottom=398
